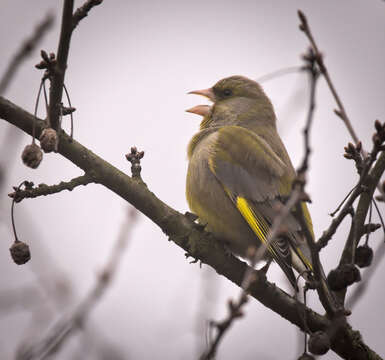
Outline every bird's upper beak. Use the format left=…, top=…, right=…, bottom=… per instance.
left=185, top=105, right=211, bottom=117
left=187, top=87, right=215, bottom=102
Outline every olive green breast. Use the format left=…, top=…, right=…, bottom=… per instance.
left=186, top=130, right=263, bottom=257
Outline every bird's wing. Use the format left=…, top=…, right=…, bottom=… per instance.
left=208, top=126, right=312, bottom=287
left=209, top=126, right=287, bottom=202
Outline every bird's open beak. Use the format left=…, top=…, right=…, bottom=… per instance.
left=187, top=87, right=215, bottom=102
left=185, top=105, right=211, bottom=117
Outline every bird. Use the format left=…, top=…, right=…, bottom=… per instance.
left=185, top=75, right=313, bottom=289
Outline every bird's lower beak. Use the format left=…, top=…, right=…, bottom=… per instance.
left=187, top=87, right=215, bottom=102
left=185, top=105, right=211, bottom=117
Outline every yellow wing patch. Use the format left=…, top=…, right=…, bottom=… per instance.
left=236, top=197, right=285, bottom=269
left=236, top=197, right=269, bottom=246
left=236, top=196, right=313, bottom=272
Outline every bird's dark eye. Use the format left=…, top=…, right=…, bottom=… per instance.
left=223, top=89, right=232, bottom=96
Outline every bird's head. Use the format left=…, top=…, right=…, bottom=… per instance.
left=187, top=75, right=276, bottom=129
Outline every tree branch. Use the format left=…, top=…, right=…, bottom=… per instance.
left=340, top=151, right=385, bottom=267
left=0, top=96, right=382, bottom=359
left=72, top=0, right=103, bottom=29
left=297, top=10, right=360, bottom=146
left=8, top=174, right=94, bottom=202
left=317, top=186, right=360, bottom=251
left=291, top=57, right=341, bottom=318
left=48, top=0, right=74, bottom=130
left=16, top=207, right=138, bottom=360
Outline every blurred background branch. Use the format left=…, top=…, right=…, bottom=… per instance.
left=16, top=206, right=138, bottom=360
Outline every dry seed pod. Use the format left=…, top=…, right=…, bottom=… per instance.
left=21, top=143, right=43, bottom=169
left=308, top=331, right=330, bottom=355
left=9, top=240, right=31, bottom=265
left=355, top=245, right=373, bottom=268
left=39, top=128, right=58, bottom=153
left=327, top=264, right=361, bottom=291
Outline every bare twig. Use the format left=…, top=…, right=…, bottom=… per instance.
left=8, top=174, right=94, bottom=203
left=0, top=13, right=54, bottom=95
left=298, top=10, right=385, bottom=209
left=339, top=122, right=385, bottom=268
left=299, top=9, right=385, bottom=201
left=317, top=188, right=360, bottom=251
left=371, top=199, right=385, bottom=237
left=16, top=207, right=138, bottom=360
left=72, top=0, right=103, bottom=29
left=292, top=52, right=339, bottom=318
left=318, top=123, right=385, bottom=252
left=329, top=186, right=357, bottom=217
left=45, top=0, right=102, bottom=132
left=297, top=10, right=360, bottom=147
left=48, top=0, right=74, bottom=130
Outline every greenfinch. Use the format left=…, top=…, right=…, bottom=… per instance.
left=186, top=75, right=313, bottom=289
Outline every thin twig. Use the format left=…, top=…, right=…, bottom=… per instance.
left=0, top=13, right=54, bottom=95
left=339, top=121, right=385, bottom=269
left=298, top=11, right=385, bottom=206
left=340, top=151, right=385, bottom=267
left=63, top=83, right=74, bottom=138
left=16, top=207, right=138, bottom=360
left=48, top=0, right=74, bottom=130
left=317, top=187, right=361, bottom=251
left=47, top=0, right=103, bottom=131
left=329, top=186, right=357, bottom=217
left=8, top=174, right=94, bottom=203
left=72, top=0, right=103, bottom=29
left=318, top=133, right=385, bottom=252
left=371, top=199, right=385, bottom=238
left=297, top=10, right=360, bottom=146
left=293, top=53, right=339, bottom=317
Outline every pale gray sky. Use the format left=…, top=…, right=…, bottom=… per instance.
left=0, top=1, right=384, bottom=359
